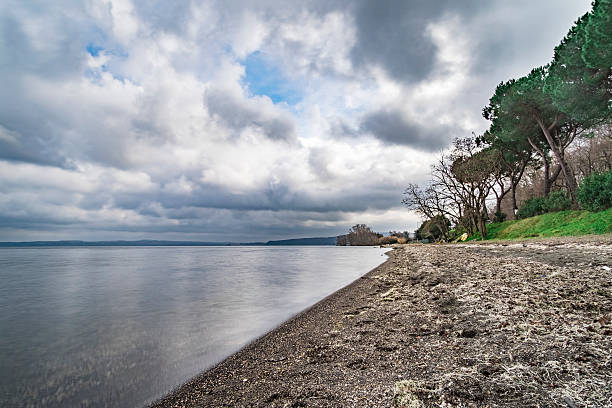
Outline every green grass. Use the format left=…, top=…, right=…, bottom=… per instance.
left=468, top=208, right=612, bottom=241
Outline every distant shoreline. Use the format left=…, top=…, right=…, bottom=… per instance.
left=0, top=237, right=338, bottom=247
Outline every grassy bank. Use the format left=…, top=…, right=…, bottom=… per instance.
left=469, top=208, right=612, bottom=240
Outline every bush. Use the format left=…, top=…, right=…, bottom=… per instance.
left=493, top=211, right=507, bottom=223
left=578, top=170, right=612, bottom=212
left=543, top=191, right=572, bottom=212
left=516, top=197, right=547, bottom=219
left=517, top=191, right=574, bottom=220
left=416, top=215, right=450, bottom=241
left=378, top=236, right=399, bottom=245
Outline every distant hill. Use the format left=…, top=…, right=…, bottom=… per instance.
left=264, top=237, right=337, bottom=246
left=0, top=237, right=338, bottom=247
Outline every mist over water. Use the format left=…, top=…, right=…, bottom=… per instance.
left=0, top=246, right=388, bottom=407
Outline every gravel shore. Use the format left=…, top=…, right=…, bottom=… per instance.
left=151, top=235, right=612, bottom=407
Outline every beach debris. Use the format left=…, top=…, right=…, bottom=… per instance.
left=393, top=380, right=431, bottom=408
left=380, top=287, right=401, bottom=302
left=563, top=396, right=578, bottom=408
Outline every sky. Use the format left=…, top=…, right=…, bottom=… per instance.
left=0, top=0, right=592, bottom=242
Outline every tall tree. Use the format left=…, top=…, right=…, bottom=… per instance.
left=404, top=138, right=500, bottom=240
left=583, top=0, right=612, bottom=82
left=450, top=142, right=500, bottom=239
left=478, top=129, right=533, bottom=216
left=545, top=6, right=611, bottom=126
left=484, top=69, right=581, bottom=205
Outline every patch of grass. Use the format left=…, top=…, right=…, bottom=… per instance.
left=469, top=208, right=612, bottom=241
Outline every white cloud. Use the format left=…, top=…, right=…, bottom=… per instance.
left=0, top=0, right=593, bottom=241
left=272, top=10, right=356, bottom=77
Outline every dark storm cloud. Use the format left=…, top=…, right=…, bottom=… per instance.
left=360, top=110, right=451, bottom=151
left=351, top=1, right=437, bottom=82
left=0, top=177, right=402, bottom=241
left=349, top=0, right=481, bottom=82
left=0, top=125, right=68, bottom=167
left=0, top=209, right=347, bottom=242
left=85, top=171, right=404, bottom=218
left=204, top=88, right=297, bottom=142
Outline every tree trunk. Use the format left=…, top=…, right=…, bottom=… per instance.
left=495, top=196, right=502, bottom=215
left=469, top=208, right=477, bottom=235
left=534, top=115, right=579, bottom=206
left=550, top=164, right=562, bottom=189
left=479, top=213, right=487, bottom=240
left=527, top=136, right=552, bottom=196
left=543, top=159, right=553, bottom=196
left=477, top=195, right=488, bottom=240
left=511, top=183, right=517, bottom=219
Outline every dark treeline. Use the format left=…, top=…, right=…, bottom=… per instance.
left=404, top=0, right=611, bottom=240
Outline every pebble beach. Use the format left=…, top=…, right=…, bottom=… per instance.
left=152, top=235, right=612, bottom=407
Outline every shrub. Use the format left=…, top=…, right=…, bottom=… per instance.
left=517, top=191, right=574, bottom=219
left=543, top=191, right=572, bottom=212
left=378, top=236, right=399, bottom=245
left=578, top=170, right=612, bottom=212
left=493, top=211, right=507, bottom=223
left=416, top=215, right=450, bottom=241
left=516, top=197, right=547, bottom=219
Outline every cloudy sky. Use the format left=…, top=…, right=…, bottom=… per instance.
left=0, top=0, right=591, bottom=242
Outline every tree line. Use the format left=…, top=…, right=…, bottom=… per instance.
left=403, top=0, right=611, bottom=240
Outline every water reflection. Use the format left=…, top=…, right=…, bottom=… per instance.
left=0, top=246, right=387, bottom=407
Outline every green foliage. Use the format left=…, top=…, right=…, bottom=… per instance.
left=415, top=215, right=450, bottom=241
left=516, top=197, right=547, bottom=219
left=545, top=6, right=611, bottom=124
left=543, top=191, right=572, bottom=212
left=451, top=147, right=502, bottom=184
left=482, top=68, right=561, bottom=168
left=469, top=208, right=612, bottom=240
left=484, top=68, right=557, bottom=135
left=493, top=211, right=507, bottom=223
left=517, top=191, right=573, bottom=219
left=583, top=0, right=612, bottom=70
left=577, top=169, right=612, bottom=211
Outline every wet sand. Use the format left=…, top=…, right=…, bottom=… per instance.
left=151, top=235, right=612, bottom=407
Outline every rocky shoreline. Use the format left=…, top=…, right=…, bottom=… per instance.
left=151, top=235, right=612, bottom=407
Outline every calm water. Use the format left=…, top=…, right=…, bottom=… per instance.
left=0, top=246, right=388, bottom=407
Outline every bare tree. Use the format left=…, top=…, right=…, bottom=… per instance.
left=403, top=138, right=502, bottom=239
left=566, top=125, right=612, bottom=180
left=346, top=224, right=380, bottom=246
left=336, top=235, right=348, bottom=246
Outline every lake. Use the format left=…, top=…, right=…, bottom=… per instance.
left=0, top=246, right=388, bottom=407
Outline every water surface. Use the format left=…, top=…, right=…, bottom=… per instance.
left=0, top=246, right=387, bottom=407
